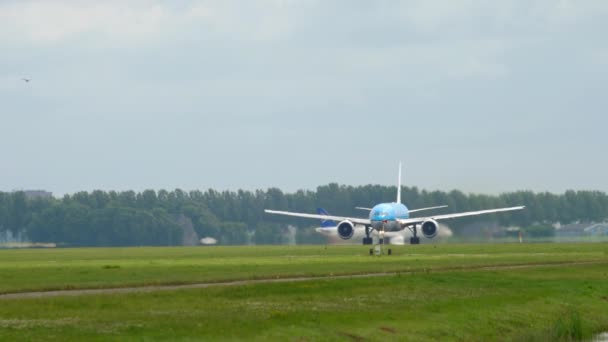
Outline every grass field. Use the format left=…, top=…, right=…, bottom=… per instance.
left=1, top=243, right=607, bottom=340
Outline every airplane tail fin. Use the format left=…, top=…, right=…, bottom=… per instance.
left=316, top=208, right=337, bottom=227
left=397, top=161, right=402, bottom=204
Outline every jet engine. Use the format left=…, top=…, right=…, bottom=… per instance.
left=337, top=220, right=355, bottom=240
left=421, top=219, right=438, bottom=239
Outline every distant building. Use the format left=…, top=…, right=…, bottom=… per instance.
left=556, top=223, right=608, bottom=237
left=583, top=223, right=608, bottom=236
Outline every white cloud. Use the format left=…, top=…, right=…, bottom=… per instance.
left=2, top=1, right=607, bottom=45
left=4, top=1, right=606, bottom=86
left=0, top=0, right=304, bottom=44
left=186, top=1, right=298, bottom=41
left=330, top=38, right=510, bottom=82
left=1, top=1, right=608, bottom=194
left=0, top=1, right=169, bottom=43
left=392, top=0, right=608, bottom=37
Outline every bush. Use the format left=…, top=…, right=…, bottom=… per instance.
left=550, top=309, right=584, bottom=341
left=524, top=225, right=555, bottom=238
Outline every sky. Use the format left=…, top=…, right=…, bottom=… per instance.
left=1, top=0, right=607, bottom=196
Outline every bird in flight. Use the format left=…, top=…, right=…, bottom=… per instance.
left=22, top=78, right=31, bottom=83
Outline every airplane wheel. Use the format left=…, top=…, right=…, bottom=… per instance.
left=378, top=238, right=384, bottom=245
left=362, top=237, right=373, bottom=245
left=369, top=248, right=373, bottom=255
left=388, top=249, right=392, bottom=255
left=410, top=237, right=420, bottom=245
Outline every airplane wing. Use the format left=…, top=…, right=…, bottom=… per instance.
left=397, top=206, right=525, bottom=226
left=264, top=209, right=371, bottom=225
left=408, top=205, right=448, bottom=214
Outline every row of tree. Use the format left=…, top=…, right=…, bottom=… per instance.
left=0, top=185, right=607, bottom=246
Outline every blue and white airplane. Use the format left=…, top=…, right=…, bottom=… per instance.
left=314, top=208, right=450, bottom=244
left=265, top=163, right=524, bottom=245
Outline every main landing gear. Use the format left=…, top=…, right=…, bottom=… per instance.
left=364, top=224, right=421, bottom=246
left=408, top=224, right=421, bottom=245
left=362, top=226, right=373, bottom=245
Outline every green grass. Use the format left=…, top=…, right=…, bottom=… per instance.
left=0, top=243, right=606, bottom=294
left=1, top=244, right=608, bottom=340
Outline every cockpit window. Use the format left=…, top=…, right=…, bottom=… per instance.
left=374, top=211, right=389, bottom=216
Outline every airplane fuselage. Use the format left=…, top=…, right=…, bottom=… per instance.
left=369, top=203, right=409, bottom=231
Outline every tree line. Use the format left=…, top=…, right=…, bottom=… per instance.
left=0, top=185, right=607, bottom=246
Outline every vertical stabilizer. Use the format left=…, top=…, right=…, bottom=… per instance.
left=316, top=208, right=337, bottom=227
left=397, top=162, right=402, bottom=203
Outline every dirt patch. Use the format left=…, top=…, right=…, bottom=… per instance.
left=339, top=331, right=366, bottom=341
left=0, top=318, right=78, bottom=329
left=379, top=326, right=397, bottom=334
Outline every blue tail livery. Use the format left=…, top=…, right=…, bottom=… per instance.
left=316, top=208, right=336, bottom=227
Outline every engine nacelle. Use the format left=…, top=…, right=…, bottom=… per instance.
left=421, top=219, right=438, bottom=239
left=336, top=220, right=355, bottom=240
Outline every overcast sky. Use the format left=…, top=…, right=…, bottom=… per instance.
left=1, top=0, right=607, bottom=196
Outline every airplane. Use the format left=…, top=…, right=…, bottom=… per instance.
left=265, top=163, right=525, bottom=245
left=314, top=207, right=450, bottom=244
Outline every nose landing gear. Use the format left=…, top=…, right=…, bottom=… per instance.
left=367, top=224, right=392, bottom=256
